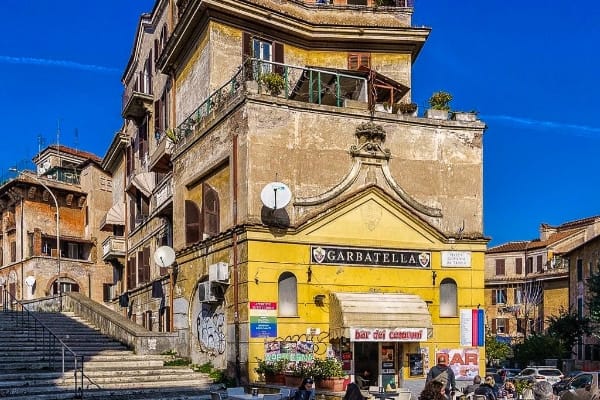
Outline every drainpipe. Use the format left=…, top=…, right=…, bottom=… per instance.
left=233, top=134, right=241, bottom=384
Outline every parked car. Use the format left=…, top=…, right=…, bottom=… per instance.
left=514, top=366, right=564, bottom=385
left=552, top=372, right=600, bottom=396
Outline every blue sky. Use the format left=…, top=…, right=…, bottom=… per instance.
left=0, top=1, right=597, bottom=247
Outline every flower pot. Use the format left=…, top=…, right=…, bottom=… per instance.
left=316, top=377, right=346, bottom=392
left=284, top=375, right=303, bottom=387
left=425, top=108, right=449, bottom=120
left=266, top=373, right=286, bottom=385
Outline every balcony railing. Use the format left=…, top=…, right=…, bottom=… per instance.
left=173, top=58, right=369, bottom=149
left=102, top=236, right=125, bottom=260
left=151, top=175, right=173, bottom=213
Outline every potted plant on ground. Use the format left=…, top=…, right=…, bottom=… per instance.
left=312, top=358, right=347, bottom=392
left=425, top=90, right=452, bottom=120
left=259, top=72, right=286, bottom=96
left=284, top=361, right=313, bottom=387
left=254, top=358, right=286, bottom=384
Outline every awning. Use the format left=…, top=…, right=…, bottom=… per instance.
left=100, top=202, right=125, bottom=230
left=130, top=172, right=153, bottom=198
left=329, top=292, right=433, bottom=341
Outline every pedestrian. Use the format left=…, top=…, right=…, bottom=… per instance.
left=426, top=356, right=457, bottom=398
left=532, top=381, right=555, bottom=400
left=474, top=375, right=496, bottom=400
left=464, top=375, right=482, bottom=395
left=419, top=380, right=447, bottom=400
left=344, top=382, right=367, bottom=400
left=294, top=377, right=315, bottom=400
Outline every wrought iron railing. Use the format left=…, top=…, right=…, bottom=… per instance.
left=1, top=290, right=85, bottom=398
left=173, top=58, right=368, bottom=149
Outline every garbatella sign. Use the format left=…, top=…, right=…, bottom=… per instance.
left=311, top=245, right=431, bottom=268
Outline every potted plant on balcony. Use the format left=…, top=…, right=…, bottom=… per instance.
left=313, top=358, right=347, bottom=392
left=254, top=358, right=286, bottom=384
left=425, top=91, right=452, bottom=120
left=259, top=72, right=286, bottom=96
left=394, top=102, right=418, bottom=116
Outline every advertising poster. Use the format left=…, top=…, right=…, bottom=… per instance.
left=249, top=302, right=277, bottom=338
left=264, top=340, right=315, bottom=363
left=409, top=353, right=423, bottom=377
left=435, top=348, right=480, bottom=381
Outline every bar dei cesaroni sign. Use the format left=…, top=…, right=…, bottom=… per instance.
left=351, top=328, right=428, bottom=342
left=311, top=245, right=431, bottom=268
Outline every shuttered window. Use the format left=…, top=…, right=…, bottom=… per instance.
left=495, top=259, right=505, bottom=275
left=127, top=257, right=137, bottom=290
left=203, top=184, right=220, bottom=237
left=515, top=257, right=523, bottom=274
left=348, top=53, right=371, bottom=70
left=185, top=200, right=201, bottom=245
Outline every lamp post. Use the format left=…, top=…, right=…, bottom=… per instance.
left=11, top=169, right=61, bottom=311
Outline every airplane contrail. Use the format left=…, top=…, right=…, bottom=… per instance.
left=0, top=55, right=120, bottom=74
left=482, top=114, right=600, bottom=135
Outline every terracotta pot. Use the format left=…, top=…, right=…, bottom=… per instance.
left=284, top=375, right=303, bottom=388
left=266, top=373, right=286, bottom=385
left=316, top=377, right=346, bottom=392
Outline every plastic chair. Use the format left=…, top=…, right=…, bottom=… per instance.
left=227, top=387, right=246, bottom=396
left=212, top=392, right=226, bottom=400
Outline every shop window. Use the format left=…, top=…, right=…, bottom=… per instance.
left=278, top=272, right=297, bottom=317
left=439, top=278, right=457, bottom=317
left=185, top=200, right=201, bottom=245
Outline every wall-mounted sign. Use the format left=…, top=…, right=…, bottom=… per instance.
left=249, top=302, right=277, bottom=338
left=311, top=245, right=431, bottom=268
left=460, top=309, right=485, bottom=346
left=436, top=348, right=480, bottom=381
left=264, top=340, right=315, bottom=363
left=441, top=251, right=471, bottom=267
left=350, top=328, right=427, bottom=342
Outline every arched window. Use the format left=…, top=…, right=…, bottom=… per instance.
left=185, top=200, right=201, bottom=245
left=439, top=278, right=457, bottom=317
left=278, top=272, right=297, bottom=317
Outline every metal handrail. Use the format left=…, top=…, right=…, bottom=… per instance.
left=173, top=58, right=368, bottom=148
left=1, top=289, right=85, bottom=398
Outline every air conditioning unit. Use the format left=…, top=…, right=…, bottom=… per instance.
left=198, top=281, right=225, bottom=303
left=209, top=262, right=229, bottom=283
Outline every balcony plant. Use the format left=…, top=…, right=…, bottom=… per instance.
left=394, top=102, right=418, bottom=116
left=426, top=90, right=452, bottom=120
left=259, top=72, right=285, bottom=96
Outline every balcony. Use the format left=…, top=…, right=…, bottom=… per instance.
left=149, top=133, right=174, bottom=173
left=102, top=236, right=125, bottom=261
left=151, top=175, right=173, bottom=216
left=172, top=59, right=410, bottom=150
left=122, top=72, right=153, bottom=120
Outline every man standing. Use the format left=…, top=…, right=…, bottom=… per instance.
left=426, top=355, right=457, bottom=398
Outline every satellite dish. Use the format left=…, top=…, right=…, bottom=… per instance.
left=25, top=276, right=36, bottom=287
left=260, top=182, right=292, bottom=210
left=154, top=246, right=176, bottom=268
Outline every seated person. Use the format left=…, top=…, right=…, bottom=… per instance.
left=355, top=369, right=372, bottom=390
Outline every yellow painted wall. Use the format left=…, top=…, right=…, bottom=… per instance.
left=242, top=190, right=486, bottom=381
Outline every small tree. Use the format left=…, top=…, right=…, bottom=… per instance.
left=586, top=264, right=600, bottom=338
left=485, top=332, right=512, bottom=366
left=546, top=307, right=592, bottom=357
left=514, top=333, right=562, bottom=366
left=428, top=91, right=452, bottom=111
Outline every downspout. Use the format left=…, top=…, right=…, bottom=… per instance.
left=20, top=196, right=24, bottom=301
left=169, top=70, right=176, bottom=333
left=124, top=143, right=129, bottom=318
left=233, top=134, right=241, bottom=384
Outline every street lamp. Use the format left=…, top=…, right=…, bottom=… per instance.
left=10, top=169, right=61, bottom=311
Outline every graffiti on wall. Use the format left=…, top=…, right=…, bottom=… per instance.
left=196, top=304, right=226, bottom=355
left=274, top=331, right=331, bottom=356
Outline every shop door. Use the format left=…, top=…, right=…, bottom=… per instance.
left=355, top=342, right=379, bottom=387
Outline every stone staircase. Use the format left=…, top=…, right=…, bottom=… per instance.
left=0, top=310, right=214, bottom=399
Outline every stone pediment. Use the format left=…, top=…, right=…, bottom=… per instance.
left=296, top=188, right=445, bottom=246
left=294, top=122, right=442, bottom=219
